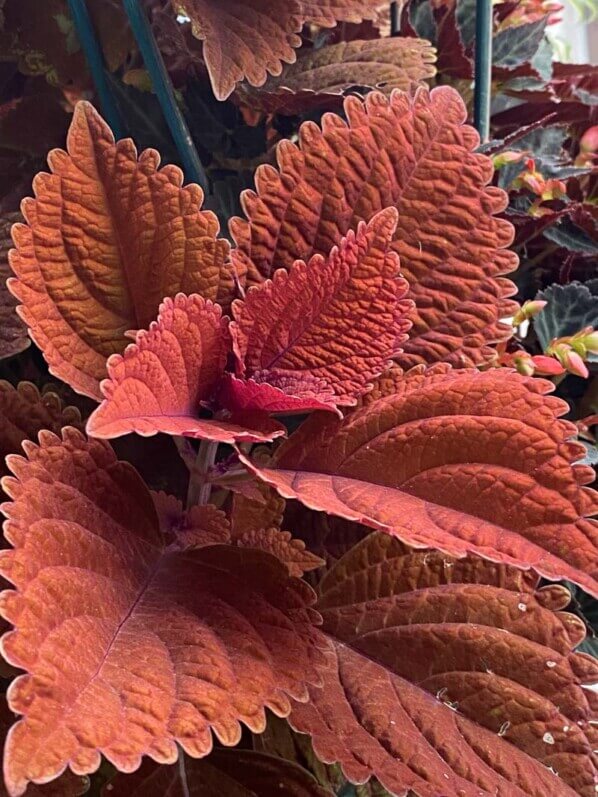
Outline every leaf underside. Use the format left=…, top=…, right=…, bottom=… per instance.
left=240, top=37, right=437, bottom=114
left=176, top=0, right=381, bottom=100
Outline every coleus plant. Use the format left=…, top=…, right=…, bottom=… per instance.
left=1, top=83, right=598, bottom=797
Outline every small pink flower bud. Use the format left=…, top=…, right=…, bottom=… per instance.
left=492, top=150, right=526, bottom=169
left=531, top=355, right=565, bottom=376
left=553, top=344, right=590, bottom=378
left=513, top=299, right=547, bottom=326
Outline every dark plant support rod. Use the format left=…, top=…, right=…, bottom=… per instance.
left=474, top=0, right=493, bottom=141
left=67, top=0, right=125, bottom=138
left=122, top=0, right=209, bottom=191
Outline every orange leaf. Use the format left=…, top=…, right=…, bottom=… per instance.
left=231, top=87, right=519, bottom=368
left=229, top=209, right=412, bottom=411
left=9, top=101, right=230, bottom=399
left=86, top=294, right=284, bottom=444
left=241, top=365, right=598, bottom=596
left=240, top=37, right=437, bottom=114
left=177, top=0, right=381, bottom=100
left=0, top=429, right=325, bottom=796
left=291, top=533, right=598, bottom=797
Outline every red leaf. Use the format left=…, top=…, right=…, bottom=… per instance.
left=9, top=101, right=230, bottom=399
left=230, top=483, right=286, bottom=539
left=236, top=528, right=324, bottom=577
left=229, top=209, right=412, bottom=412
left=87, top=294, right=284, bottom=444
left=0, top=429, right=325, bottom=796
left=152, top=492, right=232, bottom=548
left=218, top=374, right=340, bottom=416
left=241, top=365, right=598, bottom=596
left=238, top=37, right=437, bottom=115
left=290, top=533, right=598, bottom=797
left=103, top=748, right=334, bottom=796
left=176, top=0, right=381, bottom=100
left=0, top=215, right=29, bottom=361
left=231, top=87, right=519, bottom=368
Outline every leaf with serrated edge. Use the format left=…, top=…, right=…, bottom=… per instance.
left=9, top=101, right=230, bottom=399
left=290, top=532, right=598, bottom=797
left=228, top=209, right=412, bottom=413
left=240, top=365, right=598, bottom=597
left=230, top=87, right=518, bottom=368
left=0, top=429, right=325, bottom=797
left=240, top=38, right=437, bottom=115
left=176, top=0, right=381, bottom=100
left=0, top=381, right=81, bottom=481
left=86, top=294, right=284, bottom=445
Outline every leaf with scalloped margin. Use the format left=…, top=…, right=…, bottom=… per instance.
left=102, top=748, right=334, bottom=796
left=230, top=87, right=519, bottom=368
left=153, top=489, right=321, bottom=575
left=0, top=381, right=81, bottom=481
left=176, top=0, right=380, bottom=100
left=228, top=209, right=411, bottom=413
left=151, top=491, right=232, bottom=548
left=0, top=215, right=29, bottom=361
left=236, top=528, right=324, bottom=577
left=230, top=482, right=285, bottom=539
left=290, top=532, right=598, bottom=797
left=8, top=101, right=230, bottom=399
left=241, top=365, right=598, bottom=597
left=238, top=38, right=437, bottom=115
left=0, top=429, right=325, bottom=797
left=0, top=696, right=90, bottom=797
left=86, top=294, right=284, bottom=445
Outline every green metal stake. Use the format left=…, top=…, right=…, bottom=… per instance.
left=473, top=0, right=493, bottom=142
left=122, top=0, right=208, bottom=192
left=390, top=2, right=399, bottom=36
left=67, top=0, right=125, bottom=138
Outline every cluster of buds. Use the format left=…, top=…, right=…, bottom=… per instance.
left=497, top=345, right=565, bottom=377
left=547, top=327, right=598, bottom=379
left=497, top=303, right=597, bottom=380
left=511, top=158, right=567, bottom=216
left=498, top=301, right=563, bottom=376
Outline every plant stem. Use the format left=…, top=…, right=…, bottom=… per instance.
left=186, top=439, right=218, bottom=509
left=122, top=0, right=209, bottom=191
left=178, top=751, right=190, bottom=797
left=67, top=0, right=125, bottom=137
